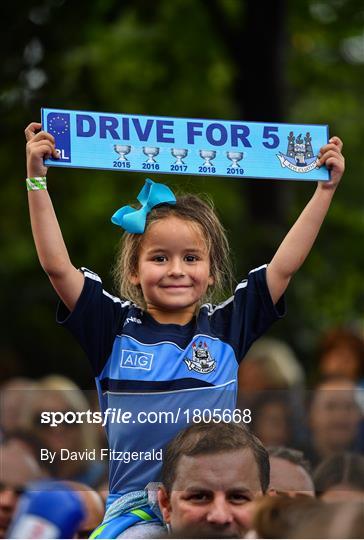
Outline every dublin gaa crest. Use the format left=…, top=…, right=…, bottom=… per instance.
left=277, top=132, right=320, bottom=173
left=184, top=341, right=216, bottom=374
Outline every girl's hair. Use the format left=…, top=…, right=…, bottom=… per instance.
left=112, top=193, right=233, bottom=307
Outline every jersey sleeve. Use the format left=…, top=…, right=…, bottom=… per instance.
left=208, top=264, right=285, bottom=362
left=56, top=268, right=131, bottom=376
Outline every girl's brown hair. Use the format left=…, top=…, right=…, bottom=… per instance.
left=112, top=194, right=233, bottom=308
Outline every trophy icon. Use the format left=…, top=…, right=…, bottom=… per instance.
left=199, top=149, right=216, bottom=167
left=114, top=144, right=131, bottom=161
left=171, top=148, right=188, bottom=165
left=227, top=151, right=244, bottom=168
left=143, top=146, right=160, bottom=163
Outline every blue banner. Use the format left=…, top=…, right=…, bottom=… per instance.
left=42, top=108, right=329, bottom=181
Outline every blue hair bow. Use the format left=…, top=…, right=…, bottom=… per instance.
left=111, top=178, right=176, bottom=233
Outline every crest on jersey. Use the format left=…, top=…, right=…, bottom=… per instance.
left=184, top=341, right=216, bottom=374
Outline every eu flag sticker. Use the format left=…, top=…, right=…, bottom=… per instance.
left=46, top=112, right=71, bottom=162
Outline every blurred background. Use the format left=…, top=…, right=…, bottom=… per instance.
left=1, top=0, right=364, bottom=388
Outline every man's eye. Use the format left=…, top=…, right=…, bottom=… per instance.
left=188, top=493, right=209, bottom=502
left=229, top=493, right=251, bottom=504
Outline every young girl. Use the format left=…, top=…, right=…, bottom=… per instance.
left=25, top=122, right=344, bottom=537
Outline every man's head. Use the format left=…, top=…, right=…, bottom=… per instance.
left=268, top=447, right=315, bottom=498
left=158, top=421, right=269, bottom=538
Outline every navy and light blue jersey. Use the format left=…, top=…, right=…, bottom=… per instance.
left=57, top=264, right=285, bottom=499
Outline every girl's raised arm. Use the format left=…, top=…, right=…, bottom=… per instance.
left=25, top=122, right=84, bottom=311
left=266, top=136, right=344, bottom=305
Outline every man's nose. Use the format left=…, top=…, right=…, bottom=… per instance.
left=206, top=497, right=233, bottom=525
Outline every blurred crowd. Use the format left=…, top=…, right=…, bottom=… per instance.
left=0, top=325, right=363, bottom=538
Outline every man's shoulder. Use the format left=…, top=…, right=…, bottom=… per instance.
left=117, top=522, right=166, bottom=538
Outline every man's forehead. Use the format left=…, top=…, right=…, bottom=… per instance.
left=173, top=448, right=261, bottom=491
left=269, top=456, right=314, bottom=494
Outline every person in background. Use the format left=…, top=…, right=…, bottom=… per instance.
left=23, top=375, right=107, bottom=488
left=250, top=393, right=294, bottom=448
left=251, top=496, right=363, bottom=539
left=303, top=377, right=362, bottom=467
left=316, top=328, right=364, bottom=452
left=293, top=501, right=364, bottom=539
left=313, top=452, right=364, bottom=503
left=268, top=446, right=315, bottom=498
left=0, top=378, right=40, bottom=439
left=238, top=338, right=306, bottom=447
left=0, top=440, right=45, bottom=538
left=317, top=327, right=364, bottom=385
left=2, top=432, right=50, bottom=477
left=238, top=338, right=305, bottom=397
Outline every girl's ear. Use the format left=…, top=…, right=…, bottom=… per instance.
left=129, top=272, right=140, bottom=285
left=208, top=275, right=215, bottom=286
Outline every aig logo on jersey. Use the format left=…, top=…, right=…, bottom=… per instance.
left=121, top=350, right=154, bottom=371
left=184, top=341, right=216, bottom=374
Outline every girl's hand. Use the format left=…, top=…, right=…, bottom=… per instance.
left=318, top=136, right=345, bottom=191
left=25, top=122, right=59, bottom=178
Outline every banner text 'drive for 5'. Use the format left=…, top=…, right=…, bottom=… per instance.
left=42, top=108, right=329, bottom=182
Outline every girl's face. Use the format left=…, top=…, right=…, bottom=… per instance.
left=130, top=216, right=214, bottom=324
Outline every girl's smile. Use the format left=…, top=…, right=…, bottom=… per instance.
left=129, top=216, right=214, bottom=325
